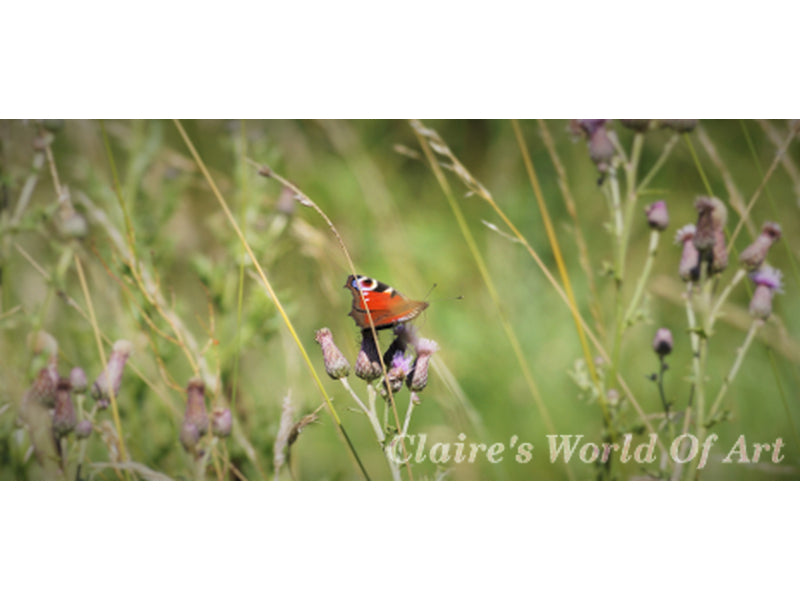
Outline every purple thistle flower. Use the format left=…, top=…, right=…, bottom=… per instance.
left=749, top=265, right=784, bottom=320
left=675, top=224, right=700, bottom=281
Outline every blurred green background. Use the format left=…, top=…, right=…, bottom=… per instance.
left=1, top=119, right=798, bottom=480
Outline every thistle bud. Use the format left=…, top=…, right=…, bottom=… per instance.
left=739, top=222, right=782, bottom=270
left=314, top=328, right=350, bottom=379
left=52, top=378, right=77, bottom=437
left=749, top=265, right=783, bottom=320
left=211, top=406, right=232, bottom=438
left=354, top=331, right=382, bottom=382
left=69, top=367, right=87, bottom=393
left=588, top=127, right=615, bottom=174
left=407, top=338, right=439, bottom=392
left=29, top=330, right=58, bottom=357
left=180, top=377, right=208, bottom=452
left=75, top=419, right=93, bottom=439
left=675, top=224, right=700, bottom=281
left=92, top=340, right=133, bottom=409
left=645, top=200, right=669, bottom=231
left=652, top=328, right=674, bottom=357
left=661, top=119, right=698, bottom=133
left=28, top=365, right=58, bottom=407
left=620, top=119, right=651, bottom=132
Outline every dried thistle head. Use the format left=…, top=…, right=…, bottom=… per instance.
left=693, top=197, right=728, bottom=274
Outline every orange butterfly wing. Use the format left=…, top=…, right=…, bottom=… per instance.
left=345, top=275, right=428, bottom=330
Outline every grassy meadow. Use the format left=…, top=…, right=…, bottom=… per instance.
left=1, top=119, right=798, bottom=480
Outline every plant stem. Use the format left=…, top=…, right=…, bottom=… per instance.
left=706, top=319, right=764, bottom=423
left=340, top=378, right=401, bottom=481
left=622, top=230, right=660, bottom=328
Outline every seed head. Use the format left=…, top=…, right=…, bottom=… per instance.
left=749, top=265, right=783, bottom=320
left=314, top=328, right=350, bottom=379
left=354, top=331, right=382, bottom=381
left=645, top=200, right=669, bottom=231
left=739, top=222, right=782, bottom=270
left=693, top=197, right=727, bottom=252
left=92, top=340, right=132, bottom=409
left=52, top=378, right=77, bottom=438
left=652, top=328, right=674, bottom=357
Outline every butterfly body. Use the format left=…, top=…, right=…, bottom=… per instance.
left=345, top=274, right=428, bottom=330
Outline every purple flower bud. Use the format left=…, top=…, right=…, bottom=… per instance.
left=75, top=419, right=93, bottom=439
left=407, top=338, right=439, bottom=392
left=181, top=377, right=208, bottom=452
left=69, top=367, right=87, bottom=393
left=314, top=328, right=350, bottom=379
left=52, top=378, right=77, bottom=437
left=92, top=340, right=132, bottom=409
left=645, top=200, right=669, bottom=231
left=749, top=265, right=783, bottom=320
left=354, top=331, right=382, bottom=382
left=211, top=407, right=232, bottom=438
left=675, top=224, right=700, bottom=281
left=653, top=328, right=674, bottom=357
left=739, top=222, right=782, bottom=270
left=588, top=127, right=615, bottom=174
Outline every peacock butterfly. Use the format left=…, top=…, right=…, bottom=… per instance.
left=345, top=274, right=429, bottom=331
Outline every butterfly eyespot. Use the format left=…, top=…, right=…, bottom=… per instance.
left=357, top=277, right=377, bottom=290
